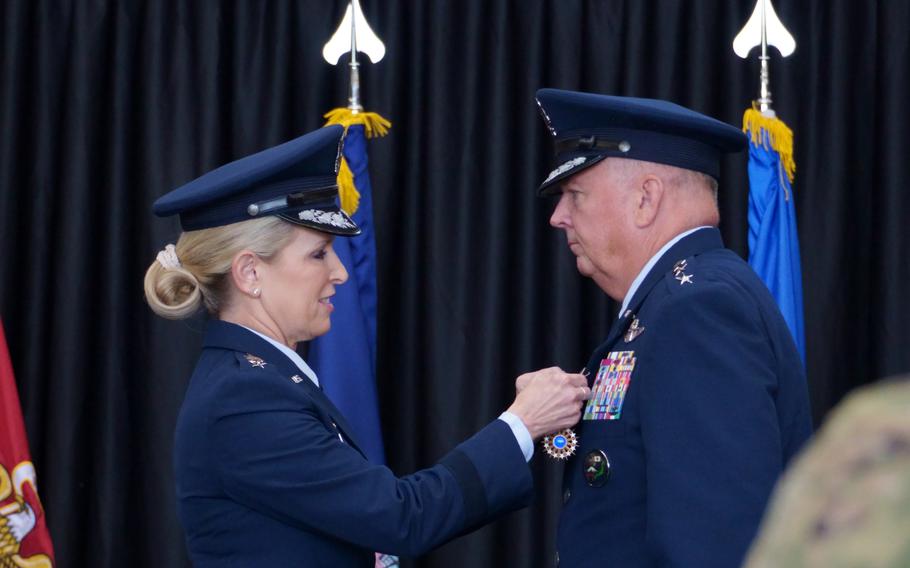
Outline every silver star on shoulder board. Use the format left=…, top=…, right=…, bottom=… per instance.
left=678, top=273, right=694, bottom=285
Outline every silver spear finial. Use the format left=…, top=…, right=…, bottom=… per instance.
left=323, top=0, right=386, bottom=114
left=733, top=0, right=796, bottom=117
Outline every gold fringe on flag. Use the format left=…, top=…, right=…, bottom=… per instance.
left=743, top=106, right=795, bottom=183
left=323, top=108, right=392, bottom=215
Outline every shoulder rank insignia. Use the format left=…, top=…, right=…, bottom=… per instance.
left=673, top=259, right=694, bottom=285
left=624, top=316, right=645, bottom=343
left=244, top=354, right=267, bottom=368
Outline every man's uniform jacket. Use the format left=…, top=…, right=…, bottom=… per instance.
left=556, top=228, right=812, bottom=568
left=174, top=320, right=532, bottom=567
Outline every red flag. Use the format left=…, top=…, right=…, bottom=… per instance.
left=0, top=321, right=54, bottom=567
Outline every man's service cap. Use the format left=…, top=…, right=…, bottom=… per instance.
left=535, top=88, right=748, bottom=195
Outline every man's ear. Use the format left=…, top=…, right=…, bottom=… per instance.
left=230, top=250, right=261, bottom=297
left=634, top=174, right=665, bottom=228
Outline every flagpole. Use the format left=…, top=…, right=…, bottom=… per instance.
left=347, top=2, right=362, bottom=113
left=733, top=0, right=806, bottom=365
left=317, top=6, right=397, bottom=566
left=733, top=0, right=797, bottom=116
left=757, top=0, right=773, bottom=114
left=323, top=0, right=387, bottom=117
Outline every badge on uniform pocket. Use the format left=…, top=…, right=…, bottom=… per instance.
left=583, top=351, right=636, bottom=421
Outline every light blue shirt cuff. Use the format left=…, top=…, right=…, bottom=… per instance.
left=498, top=411, right=534, bottom=462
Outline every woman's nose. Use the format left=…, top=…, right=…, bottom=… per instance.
left=330, top=250, right=349, bottom=284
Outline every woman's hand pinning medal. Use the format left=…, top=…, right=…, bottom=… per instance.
left=507, top=367, right=590, bottom=460
left=541, top=368, right=589, bottom=459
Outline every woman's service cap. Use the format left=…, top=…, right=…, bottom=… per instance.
left=153, top=125, right=360, bottom=236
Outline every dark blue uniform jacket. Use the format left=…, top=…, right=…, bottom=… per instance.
left=557, top=228, right=812, bottom=568
left=174, top=321, right=532, bottom=567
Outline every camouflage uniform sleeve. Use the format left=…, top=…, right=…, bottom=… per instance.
left=744, top=377, right=910, bottom=568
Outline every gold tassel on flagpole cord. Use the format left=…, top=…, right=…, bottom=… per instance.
left=334, top=158, right=358, bottom=216
left=323, top=108, right=391, bottom=215
left=743, top=106, right=796, bottom=183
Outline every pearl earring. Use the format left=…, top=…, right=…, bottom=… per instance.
left=252, top=288, right=261, bottom=297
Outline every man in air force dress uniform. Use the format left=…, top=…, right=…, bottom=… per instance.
left=535, top=89, right=813, bottom=568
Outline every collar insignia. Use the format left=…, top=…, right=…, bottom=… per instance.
left=673, top=259, right=694, bottom=285
left=244, top=354, right=268, bottom=368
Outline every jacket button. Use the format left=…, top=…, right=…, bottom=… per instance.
left=563, top=488, right=571, bottom=503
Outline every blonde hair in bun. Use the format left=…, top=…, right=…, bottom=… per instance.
left=144, top=217, right=297, bottom=319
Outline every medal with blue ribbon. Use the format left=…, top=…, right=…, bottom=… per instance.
left=542, top=367, right=587, bottom=459
left=542, top=428, right=578, bottom=459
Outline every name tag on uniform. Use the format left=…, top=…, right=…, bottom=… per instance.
left=583, top=351, right=636, bottom=421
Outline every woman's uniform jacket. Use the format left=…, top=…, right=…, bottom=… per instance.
left=174, top=320, right=532, bottom=567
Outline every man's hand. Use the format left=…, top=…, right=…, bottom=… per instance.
left=507, top=367, right=590, bottom=439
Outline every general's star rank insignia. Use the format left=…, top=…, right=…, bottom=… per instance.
left=673, top=258, right=694, bottom=285
left=244, top=354, right=267, bottom=368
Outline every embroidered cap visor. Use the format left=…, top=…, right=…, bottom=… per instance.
left=153, top=125, right=361, bottom=236
left=279, top=204, right=360, bottom=236
left=535, top=88, right=748, bottom=196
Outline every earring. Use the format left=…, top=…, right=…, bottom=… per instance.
left=252, top=287, right=261, bottom=298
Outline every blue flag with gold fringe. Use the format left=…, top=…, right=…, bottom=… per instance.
left=743, top=108, right=806, bottom=364
left=308, top=109, right=390, bottom=465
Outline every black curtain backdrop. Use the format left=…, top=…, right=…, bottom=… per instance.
left=1, top=1, right=908, bottom=566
